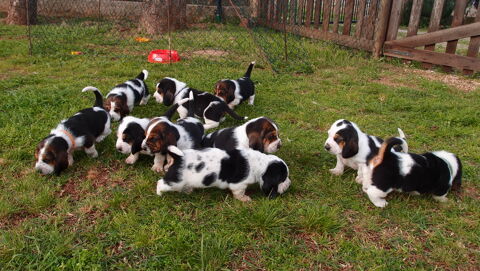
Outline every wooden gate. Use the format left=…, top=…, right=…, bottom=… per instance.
left=256, top=0, right=480, bottom=74
left=383, top=0, right=480, bottom=74
left=257, top=0, right=391, bottom=57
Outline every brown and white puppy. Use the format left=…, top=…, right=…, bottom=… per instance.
left=214, top=61, right=255, bottom=109
left=142, top=91, right=204, bottom=172
left=104, top=70, right=149, bottom=121
left=153, top=77, right=247, bottom=130
left=324, top=119, right=408, bottom=185
left=201, top=117, right=281, bottom=153
left=35, top=87, right=111, bottom=175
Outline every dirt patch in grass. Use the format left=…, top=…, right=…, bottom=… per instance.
left=0, top=211, right=37, bottom=229
left=229, top=248, right=265, bottom=271
left=378, top=65, right=480, bottom=92
left=86, top=161, right=128, bottom=189
left=57, top=177, right=83, bottom=201
left=461, top=185, right=480, bottom=200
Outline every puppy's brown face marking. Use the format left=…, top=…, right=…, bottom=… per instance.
left=145, top=122, right=178, bottom=154
left=334, top=134, right=345, bottom=150
left=155, top=79, right=177, bottom=106
left=104, top=96, right=129, bottom=119
left=214, top=81, right=235, bottom=104
left=246, top=118, right=281, bottom=153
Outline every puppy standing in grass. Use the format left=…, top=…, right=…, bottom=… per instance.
left=365, top=137, right=462, bottom=208
left=35, top=87, right=111, bottom=175
left=324, top=119, right=408, bottom=185
left=214, top=61, right=256, bottom=109
left=153, top=77, right=247, bottom=130
left=156, top=145, right=291, bottom=201
left=201, top=116, right=281, bottom=153
left=142, top=91, right=204, bottom=172
left=104, top=69, right=150, bottom=121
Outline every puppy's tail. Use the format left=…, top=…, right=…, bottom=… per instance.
left=162, top=96, right=190, bottom=120
left=244, top=61, right=255, bottom=78
left=223, top=102, right=248, bottom=121
left=187, top=90, right=195, bottom=118
left=451, top=156, right=463, bottom=192
left=371, top=137, right=404, bottom=168
left=136, top=69, right=149, bottom=81
left=167, top=145, right=184, bottom=158
left=394, top=128, right=409, bottom=153
left=82, top=86, right=104, bottom=108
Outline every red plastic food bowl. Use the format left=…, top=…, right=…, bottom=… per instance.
left=148, top=49, right=180, bottom=63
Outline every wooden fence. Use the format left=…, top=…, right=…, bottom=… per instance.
left=256, top=0, right=480, bottom=74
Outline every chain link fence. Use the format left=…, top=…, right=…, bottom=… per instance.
left=2, top=0, right=341, bottom=73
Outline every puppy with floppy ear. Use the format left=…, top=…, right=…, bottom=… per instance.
left=214, top=61, right=256, bottom=109
left=202, top=117, right=281, bottom=153
left=157, top=145, right=291, bottom=201
left=115, top=116, right=151, bottom=164
left=35, top=87, right=111, bottom=175
left=153, top=77, right=247, bottom=130
left=104, top=70, right=150, bottom=121
left=142, top=91, right=204, bottom=172
left=364, top=137, right=462, bottom=208
left=324, top=119, right=408, bottom=185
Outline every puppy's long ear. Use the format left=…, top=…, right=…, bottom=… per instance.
left=131, top=138, right=143, bottom=154
left=340, top=128, right=359, bottom=159
left=163, top=91, right=174, bottom=106
left=162, top=127, right=179, bottom=153
left=248, top=132, right=264, bottom=152
left=54, top=150, right=69, bottom=176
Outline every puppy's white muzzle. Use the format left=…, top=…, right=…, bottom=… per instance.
left=266, top=139, right=282, bottom=153
left=153, top=92, right=163, bottom=104
left=324, top=137, right=341, bottom=155
left=116, top=139, right=132, bottom=154
left=35, top=161, right=54, bottom=175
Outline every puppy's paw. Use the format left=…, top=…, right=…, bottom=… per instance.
left=238, top=195, right=252, bottom=202
left=372, top=199, right=388, bottom=208
left=151, top=164, right=164, bottom=173
left=88, top=150, right=98, bottom=158
left=329, top=168, right=343, bottom=176
left=355, top=175, right=363, bottom=184
left=433, top=195, right=448, bottom=203
left=125, top=155, right=138, bottom=164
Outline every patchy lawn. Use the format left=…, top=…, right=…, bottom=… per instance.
left=0, top=19, right=479, bottom=270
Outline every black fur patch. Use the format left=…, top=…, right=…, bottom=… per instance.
left=261, top=161, right=288, bottom=198
left=202, top=173, right=217, bottom=186
left=177, top=119, right=204, bottom=149
left=366, top=136, right=382, bottom=162
left=195, top=162, right=205, bottom=172
left=219, top=149, right=249, bottom=183
left=62, top=108, right=109, bottom=139
left=337, top=125, right=359, bottom=158
left=202, top=128, right=238, bottom=150
left=123, top=122, right=146, bottom=154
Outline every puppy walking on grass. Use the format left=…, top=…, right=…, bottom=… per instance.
left=156, top=145, right=291, bottom=201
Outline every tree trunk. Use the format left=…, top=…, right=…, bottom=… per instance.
left=6, top=0, right=37, bottom=25
left=141, top=0, right=187, bottom=35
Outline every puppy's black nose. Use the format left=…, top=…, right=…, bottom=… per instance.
left=117, top=147, right=122, bottom=152
left=324, top=144, right=331, bottom=151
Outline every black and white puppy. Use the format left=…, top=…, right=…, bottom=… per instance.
left=201, top=117, right=281, bottom=153
left=35, top=87, right=111, bottom=175
left=142, top=91, right=204, bottom=172
left=364, top=137, right=462, bottom=208
left=104, top=70, right=150, bottom=121
left=153, top=77, right=247, bottom=130
left=324, top=119, right=408, bottom=185
left=214, top=61, right=255, bottom=109
left=115, top=116, right=151, bottom=164
left=156, top=145, right=291, bottom=201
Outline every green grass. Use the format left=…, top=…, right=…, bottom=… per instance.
left=1, top=18, right=480, bottom=270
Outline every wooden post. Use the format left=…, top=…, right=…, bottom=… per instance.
left=6, top=0, right=37, bottom=25
left=373, top=0, right=392, bottom=58
left=342, top=0, right=355, bottom=35
left=385, top=0, right=404, bottom=41
left=423, top=0, right=445, bottom=68
left=464, top=7, right=480, bottom=75
left=332, top=0, right=342, bottom=33
left=323, top=0, right=332, bottom=32
left=354, top=0, right=367, bottom=38
left=251, top=0, right=259, bottom=19
left=444, top=0, right=468, bottom=72
left=407, top=0, right=423, bottom=37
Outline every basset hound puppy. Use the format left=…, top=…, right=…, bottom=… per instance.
left=156, top=145, right=291, bottom=201
left=104, top=69, right=150, bottom=121
left=324, top=119, right=408, bottom=185
left=35, top=87, right=111, bottom=175
left=214, top=61, right=256, bottom=109
left=365, top=137, right=462, bottom=208
left=201, top=117, right=281, bottom=153
left=153, top=77, right=247, bottom=130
